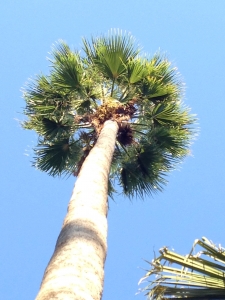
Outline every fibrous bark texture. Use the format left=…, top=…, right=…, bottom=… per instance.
left=36, top=120, right=119, bottom=300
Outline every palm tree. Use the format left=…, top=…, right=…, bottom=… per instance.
left=139, top=237, right=225, bottom=299
left=22, top=30, right=195, bottom=300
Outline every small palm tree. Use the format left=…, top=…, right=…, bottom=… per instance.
left=22, top=30, right=195, bottom=300
left=139, top=237, right=225, bottom=299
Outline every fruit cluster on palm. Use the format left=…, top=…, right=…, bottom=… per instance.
left=140, top=237, right=225, bottom=300
left=22, top=30, right=196, bottom=299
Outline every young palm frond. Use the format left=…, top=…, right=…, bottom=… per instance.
left=139, top=237, right=225, bottom=299
left=22, top=30, right=196, bottom=198
left=83, top=29, right=140, bottom=82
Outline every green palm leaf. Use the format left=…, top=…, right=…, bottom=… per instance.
left=50, top=42, right=84, bottom=92
left=148, top=102, right=192, bottom=126
left=113, top=141, right=169, bottom=198
left=127, top=58, right=147, bottom=84
left=23, top=116, right=74, bottom=140
left=83, top=29, right=140, bottom=81
left=23, top=75, right=70, bottom=115
left=148, top=126, right=191, bottom=157
left=34, top=138, right=82, bottom=176
left=137, top=56, right=181, bottom=104
left=41, top=116, right=74, bottom=140
left=139, top=237, right=225, bottom=299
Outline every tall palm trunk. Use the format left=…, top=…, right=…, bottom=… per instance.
left=36, top=120, right=119, bottom=300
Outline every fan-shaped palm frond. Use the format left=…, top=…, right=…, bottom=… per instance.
left=147, top=102, right=192, bottom=126
left=34, top=138, right=83, bottom=177
left=41, top=116, right=74, bottom=140
left=23, top=75, right=70, bottom=115
left=50, top=42, right=84, bottom=93
left=137, top=56, right=181, bottom=104
left=115, top=141, right=169, bottom=198
left=23, top=114, right=75, bottom=139
left=22, top=30, right=196, bottom=197
left=148, top=126, right=191, bottom=158
left=83, top=29, right=140, bottom=81
left=139, top=237, right=225, bottom=299
left=127, top=58, right=148, bottom=84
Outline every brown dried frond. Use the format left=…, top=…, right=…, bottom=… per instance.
left=117, top=123, right=134, bottom=146
left=74, top=114, right=90, bottom=124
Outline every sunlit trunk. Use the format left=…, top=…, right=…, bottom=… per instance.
left=36, top=120, right=119, bottom=300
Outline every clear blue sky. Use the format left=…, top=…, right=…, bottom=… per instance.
left=1, top=1, right=225, bottom=299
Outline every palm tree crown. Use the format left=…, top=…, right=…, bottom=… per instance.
left=23, top=30, right=195, bottom=198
